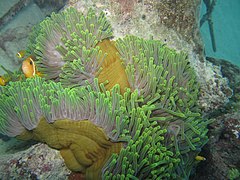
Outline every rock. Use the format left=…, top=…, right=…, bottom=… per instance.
left=196, top=60, right=233, bottom=112
left=205, top=57, right=240, bottom=113
left=0, top=2, right=45, bottom=34
left=192, top=112, right=240, bottom=180
left=0, top=143, right=71, bottom=179
left=0, top=2, right=45, bottom=74
left=0, top=0, right=32, bottom=29
left=0, top=0, right=21, bottom=18
left=0, top=47, right=16, bottom=74
left=191, top=58, right=240, bottom=179
left=206, top=57, right=240, bottom=89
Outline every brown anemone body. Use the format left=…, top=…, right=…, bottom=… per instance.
left=97, top=39, right=130, bottom=94
left=17, top=118, right=123, bottom=179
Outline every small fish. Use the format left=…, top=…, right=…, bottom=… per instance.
left=195, top=155, right=206, bottom=161
left=16, top=50, right=26, bottom=59
left=0, top=65, right=15, bottom=85
left=0, top=76, right=6, bottom=86
left=22, top=55, right=41, bottom=78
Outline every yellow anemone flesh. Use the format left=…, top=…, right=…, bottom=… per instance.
left=17, top=117, right=123, bottom=179
left=97, top=39, right=130, bottom=94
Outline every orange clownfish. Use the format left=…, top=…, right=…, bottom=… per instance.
left=0, top=76, right=6, bottom=86
left=16, top=50, right=26, bottom=59
left=22, top=56, right=42, bottom=78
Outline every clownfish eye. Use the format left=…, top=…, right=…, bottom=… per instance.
left=29, top=61, right=33, bottom=65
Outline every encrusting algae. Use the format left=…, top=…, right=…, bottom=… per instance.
left=0, top=7, right=211, bottom=179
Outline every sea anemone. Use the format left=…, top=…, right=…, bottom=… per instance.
left=28, top=8, right=113, bottom=82
left=0, top=7, right=210, bottom=179
left=0, top=77, right=125, bottom=178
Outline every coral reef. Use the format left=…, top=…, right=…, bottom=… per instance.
left=0, top=143, right=70, bottom=179
left=206, top=57, right=240, bottom=112
left=195, top=59, right=232, bottom=112
left=34, top=0, right=67, bottom=10
left=191, top=57, right=240, bottom=180
left=192, top=111, right=240, bottom=180
left=0, top=7, right=210, bottom=179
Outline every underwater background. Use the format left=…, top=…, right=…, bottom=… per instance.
left=200, top=0, right=240, bottom=67
left=0, top=0, right=239, bottom=180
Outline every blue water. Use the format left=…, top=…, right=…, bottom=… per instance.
left=200, top=0, right=240, bottom=67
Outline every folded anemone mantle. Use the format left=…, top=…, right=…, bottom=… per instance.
left=0, top=8, right=211, bottom=179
